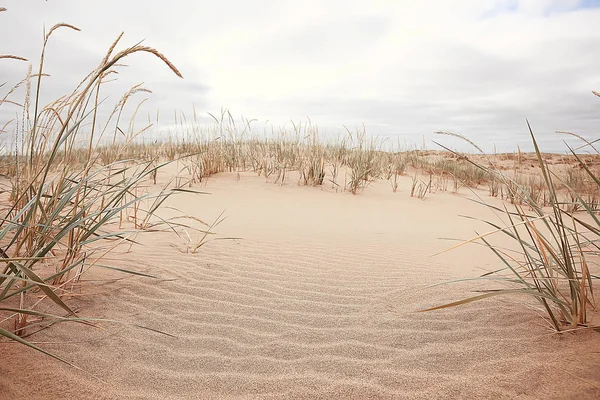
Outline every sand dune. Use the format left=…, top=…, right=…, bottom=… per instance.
left=1, top=171, right=599, bottom=399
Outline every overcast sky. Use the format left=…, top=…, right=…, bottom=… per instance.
left=2, top=0, right=600, bottom=152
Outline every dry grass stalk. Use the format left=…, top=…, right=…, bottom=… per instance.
left=0, top=55, right=28, bottom=61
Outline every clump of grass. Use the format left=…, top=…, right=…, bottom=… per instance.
left=0, top=18, right=193, bottom=363
left=426, top=121, right=599, bottom=332
left=345, top=127, right=381, bottom=195
left=386, top=150, right=407, bottom=193
left=410, top=174, right=431, bottom=200
left=488, top=174, right=501, bottom=197
left=325, top=135, right=348, bottom=191
left=298, top=124, right=326, bottom=187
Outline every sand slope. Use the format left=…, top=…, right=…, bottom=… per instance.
left=1, top=171, right=599, bottom=399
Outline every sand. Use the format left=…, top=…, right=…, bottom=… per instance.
left=1, top=170, right=599, bottom=399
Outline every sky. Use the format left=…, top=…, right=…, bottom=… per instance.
left=1, top=0, right=600, bottom=152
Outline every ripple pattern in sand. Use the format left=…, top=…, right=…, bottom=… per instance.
left=2, top=236, right=599, bottom=400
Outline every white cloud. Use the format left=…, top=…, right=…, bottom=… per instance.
left=1, top=0, right=600, bottom=152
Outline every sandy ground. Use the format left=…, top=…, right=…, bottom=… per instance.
left=1, top=169, right=599, bottom=399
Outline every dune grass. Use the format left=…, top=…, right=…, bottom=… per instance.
left=0, top=11, right=198, bottom=364
left=426, top=121, right=599, bottom=332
